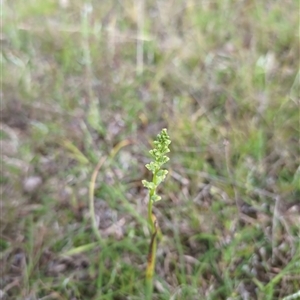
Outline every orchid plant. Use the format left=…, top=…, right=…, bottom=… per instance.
left=142, top=128, right=171, bottom=299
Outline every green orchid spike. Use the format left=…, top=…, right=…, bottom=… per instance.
left=142, top=128, right=171, bottom=300
left=142, top=128, right=171, bottom=203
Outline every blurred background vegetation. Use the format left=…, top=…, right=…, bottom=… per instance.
left=1, top=0, right=299, bottom=299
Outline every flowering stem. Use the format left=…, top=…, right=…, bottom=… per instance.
left=142, top=129, right=171, bottom=299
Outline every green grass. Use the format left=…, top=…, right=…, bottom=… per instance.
left=1, top=0, right=299, bottom=299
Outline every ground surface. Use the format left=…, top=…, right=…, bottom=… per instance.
left=1, top=1, right=300, bottom=299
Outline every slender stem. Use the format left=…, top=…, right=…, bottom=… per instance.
left=145, top=171, right=157, bottom=299
left=148, top=171, right=157, bottom=231
left=145, top=214, right=158, bottom=300
left=148, top=192, right=153, bottom=231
